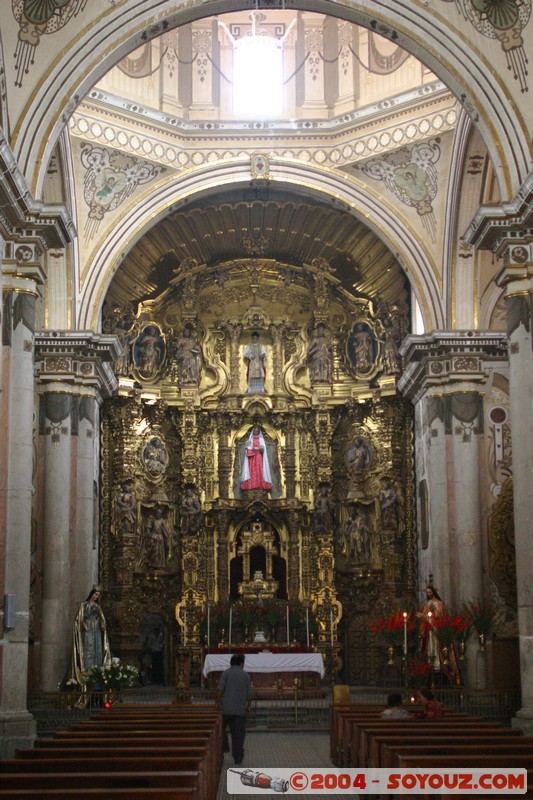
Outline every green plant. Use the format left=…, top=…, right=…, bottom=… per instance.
left=463, top=600, right=501, bottom=635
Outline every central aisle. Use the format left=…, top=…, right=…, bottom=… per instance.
left=217, top=730, right=333, bottom=800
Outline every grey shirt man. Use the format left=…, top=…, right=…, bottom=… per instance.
left=218, top=663, right=252, bottom=715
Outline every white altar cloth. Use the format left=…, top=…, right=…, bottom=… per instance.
left=202, top=652, right=325, bottom=679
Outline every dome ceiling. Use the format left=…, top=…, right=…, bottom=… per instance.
left=107, top=187, right=409, bottom=316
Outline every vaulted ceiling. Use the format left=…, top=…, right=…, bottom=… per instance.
left=106, top=186, right=409, bottom=314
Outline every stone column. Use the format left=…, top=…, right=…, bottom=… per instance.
left=499, top=252, right=533, bottom=726
left=465, top=202, right=533, bottom=723
left=0, top=247, right=45, bottom=757
left=399, top=332, right=507, bottom=685
left=34, top=333, right=119, bottom=691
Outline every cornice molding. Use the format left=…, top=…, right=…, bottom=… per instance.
left=398, top=331, right=508, bottom=403
left=34, top=331, right=121, bottom=399
left=0, top=133, right=76, bottom=248
left=463, top=173, right=533, bottom=254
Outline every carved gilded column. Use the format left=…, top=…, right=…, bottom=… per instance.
left=283, top=415, right=297, bottom=499
left=216, top=509, right=230, bottom=600
left=227, top=323, right=242, bottom=395
left=269, top=322, right=285, bottom=395
left=35, top=333, right=119, bottom=690
left=287, top=508, right=300, bottom=600
left=217, top=414, right=232, bottom=500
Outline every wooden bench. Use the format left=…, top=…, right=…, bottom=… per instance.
left=352, top=721, right=509, bottom=768
left=369, top=730, right=525, bottom=767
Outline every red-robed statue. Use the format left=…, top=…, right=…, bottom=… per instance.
left=240, top=426, right=272, bottom=491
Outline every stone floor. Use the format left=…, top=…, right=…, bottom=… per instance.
left=217, top=730, right=334, bottom=800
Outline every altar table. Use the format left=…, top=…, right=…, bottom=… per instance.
left=203, top=652, right=325, bottom=689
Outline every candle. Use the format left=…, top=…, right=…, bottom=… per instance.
left=330, top=609, right=334, bottom=648
left=402, top=611, right=408, bottom=657
left=184, top=609, right=187, bottom=646
left=229, top=605, right=233, bottom=646
left=286, top=604, right=290, bottom=646
left=306, top=607, right=310, bottom=650
left=207, top=604, right=210, bottom=649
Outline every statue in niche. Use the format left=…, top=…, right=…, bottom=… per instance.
left=313, top=485, right=335, bottom=534
left=348, top=322, right=377, bottom=374
left=343, top=506, right=371, bottom=563
left=180, top=486, right=202, bottom=536
left=378, top=477, right=402, bottom=532
left=141, top=508, right=171, bottom=571
left=142, top=436, right=169, bottom=480
left=173, top=325, right=202, bottom=386
left=240, top=426, right=273, bottom=491
left=307, top=323, right=333, bottom=383
left=134, top=325, right=164, bottom=379
left=114, top=481, right=136, bottom=537
left=380, top=318, right=402, bottom=375
left=244, top=331, right=267, bottom=393
left=346, top=437, right=373, bottom=471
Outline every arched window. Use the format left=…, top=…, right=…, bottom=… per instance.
left=233, top=35, right=283, bottom=117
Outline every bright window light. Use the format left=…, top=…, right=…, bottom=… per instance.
left=233, top=35, right=283, bottom=117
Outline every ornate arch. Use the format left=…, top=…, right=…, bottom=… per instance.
left=11, top=0, right=530, bottom=199
left=77, top=158, right=445, bottom=332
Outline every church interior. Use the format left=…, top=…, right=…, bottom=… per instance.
left=0, top=0, right=532, bottom=762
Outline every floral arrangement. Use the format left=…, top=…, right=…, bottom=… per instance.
left=408, top=660, right=432, bottom=686
left=85, top=662, right=139, bottom=690
left=369, top=610, right=415, bottom=645
left=431, top=613, right=469, bottom=646
left=462, top=600, right=501, bottom=635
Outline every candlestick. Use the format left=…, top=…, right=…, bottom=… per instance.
left=229, top=605, right=233, bottom=646
left=184, top=609, right=187, bottom=646
left=306, top=607, right=310, bottom=650
left=286, top=604, right=290, bottom=646
left=402, top=611, right=408, bottom=657
left=330, top=608, right=334, bottom=648
left=207, top=604, right=210, bottom=649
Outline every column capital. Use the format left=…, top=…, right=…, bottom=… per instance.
left=398, top=331, right=507, bottom=403
left=35, top=331, right=120, bottom=399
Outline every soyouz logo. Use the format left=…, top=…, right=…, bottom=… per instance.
left=227, top=768, right=527, bottom=794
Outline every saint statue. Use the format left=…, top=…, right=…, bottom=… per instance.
left=181, top=487, right=202, bottom=536
left=378, top=477, right=402, bottom=532
left=344, top=507, right=371, bottom=563
left=69, top=587, right=111, bottom=687
left=313, top=485, right=335, bottom=534
left=244, top=332, right=267, bottom=393
left=114, top=481, right=136, bottom=537
left=416, top=585, right=462, bottom=686
left=143, top=508, right=171, bottom=570
left=307, top=323, right=333, bottom=383
left=174, top=325, right=202, bottom=385
left=240, top=426, right=273, bottom=491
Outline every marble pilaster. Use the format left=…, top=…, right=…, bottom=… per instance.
left=300, top=13, right=328, bottom=117
left=34, top=332, right=119, bottom=691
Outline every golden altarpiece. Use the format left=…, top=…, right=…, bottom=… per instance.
left=100, top=257, right=415, bottom=684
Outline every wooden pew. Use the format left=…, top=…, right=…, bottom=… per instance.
left=4, top=704, right=222, bottom=800
left=369, top=730, right=525, bottom=768
left=352, top=721, right=509, bottom=769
